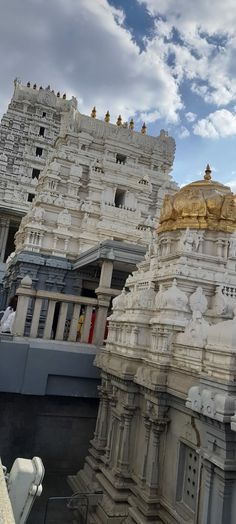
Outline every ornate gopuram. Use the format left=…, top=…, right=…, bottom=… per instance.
left=70, top=166, right=236, bottom=524
left=3, top=98, right=176, bottom=301
left=0, top=78, right=77, bottom=286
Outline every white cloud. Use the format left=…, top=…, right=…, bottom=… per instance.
left=139, top=0, right=236, bottom=108
left=139, top=110, right=160, bottom=123
left=0, top=0, right=182, bottom=123
left=186, top=112, right=197, bottom=122
left=2, top=0, right=236, bottom=136
left=179, top=126, right=190, bottom=138
left=193, top=109, right=236, bottom=138
left=226, top=179, right=236, bottom=191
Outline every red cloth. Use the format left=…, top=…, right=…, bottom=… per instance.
left=88, top=311, right=96, bottom=343
left=104, top=320, right=109, bottom=340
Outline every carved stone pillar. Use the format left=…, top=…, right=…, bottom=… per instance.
left=104, top=388, right=118, bottom=464
left=216, top=239, right=224, bottom=257
left=104, top=412, right=116, bottom=465
left=117, top=410, right=133, bottom=475
left=93, top=385, right=109, bottom=449
left=139, top=416, right=151, bottom=484
left=201, top=459, right=215, bottom=524
left=145, top=424, right=161, bottom=490
left=212, top=468, right=234, bottom=524
left=130, top=326, right=139, bottom=346
left=151, top=327, right=158, bottom=351
left=166, top=238, right=171, bottom=255
left=223, top=240, right=229, bottom=259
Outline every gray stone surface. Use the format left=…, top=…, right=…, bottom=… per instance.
left=0, top=336, right=100, bottom=397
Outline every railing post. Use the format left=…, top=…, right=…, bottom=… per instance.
left=68, top=303, right=81, bottom=342
left=81, top=305, right=93, bottom=343
left=43, top=300, right=56, bottom=339
left=93, top=291, right=110, bottom=346
left=30, top=298, right=43, bottom=338
left=13, top=275, right=34, bottom=337
left=92, top=259, right=114, bottom=345
left=55, top=302, right=68, bottom=341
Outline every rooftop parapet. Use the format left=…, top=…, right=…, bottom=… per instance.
left=60, top=108, right=176, bottom=164
left=12, top=78, right=77, bottom=111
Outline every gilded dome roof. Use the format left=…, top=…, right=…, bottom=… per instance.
left=157, top=165, right=236, bottom=234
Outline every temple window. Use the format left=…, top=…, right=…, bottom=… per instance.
left=42, top=112, right=46, bottom=118
left=27, top=193, right=35, bottom=202
left=39, top=126, right=45, bottom=137
left=36, top=147, right=43, bottom=157
left=116, top=153, right=126, bottom=165
left=32, top=168, right=40, bottom=179
left=114, top=189, right=126, bottom=208
left=176, top=443, right=199, bottom=513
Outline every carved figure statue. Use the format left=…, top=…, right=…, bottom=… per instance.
left=57, top=209, right=71, bottom=228
left=221, top=194, right=236, bottom=221
left=181, top=228, right=195, bottom=252
left=189, top=287, right=208, bottom=314
left=178, top=310, right=209, bottom=347
left=180, top=229, right=203, bottom=253
left=33, top=206, right=45, bottom=223
left=54, top=194, right=64, bottom=207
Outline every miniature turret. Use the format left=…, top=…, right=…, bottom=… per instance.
left=129, top=118, right=134, bottom=130
left=141, top=122, right=147, bottom=134
left=91, top=106, right=96, bottom=118
left=116, top=115, right=122, bottom=126
left=104, top=111, right=110, bottom=123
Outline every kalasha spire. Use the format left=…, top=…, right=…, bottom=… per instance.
left=204, top=164, right=212, bottom=181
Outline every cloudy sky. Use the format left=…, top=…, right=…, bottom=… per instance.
left=1, top=0, right=236, bottom=188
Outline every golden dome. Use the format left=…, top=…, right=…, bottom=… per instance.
left=157, top=165, right=236, bottom=234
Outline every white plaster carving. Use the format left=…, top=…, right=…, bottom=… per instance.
left=57, top=209, right=72, bottom=229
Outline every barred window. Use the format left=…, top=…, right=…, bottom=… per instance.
left=176, top=443, right=199, bottom=513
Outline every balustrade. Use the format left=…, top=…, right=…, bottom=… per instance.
left=13, top=276, right=99, bottom=344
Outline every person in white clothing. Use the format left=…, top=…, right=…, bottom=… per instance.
left=0, top=296, right=18, bottom=334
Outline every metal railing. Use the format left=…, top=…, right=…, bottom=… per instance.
left=43, top=491, right=102, bottom=524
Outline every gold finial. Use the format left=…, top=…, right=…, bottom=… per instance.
left=91, top=106, right=96, bottom=118
left=116, top=114, right=122, bottom=126
left=204, top=164, right=212, bottom=181
left=129, top=118, right=134, bottom=130
left=141, top=122, right=147, bottom=134
left=104, top=110, right=110, bottom=123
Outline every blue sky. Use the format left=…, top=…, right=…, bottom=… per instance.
left=1, top=0, right=236, bottom=189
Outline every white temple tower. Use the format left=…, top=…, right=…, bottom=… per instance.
left=0, top=79, right=76, bottom=269
left=70, top=166, right=236, bottom=524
